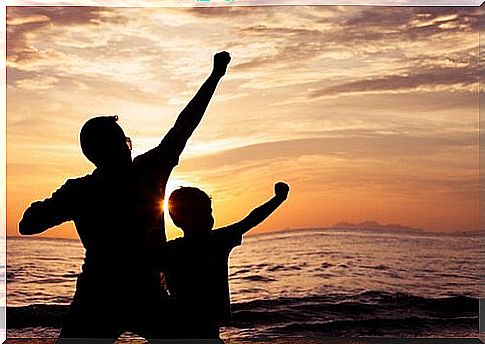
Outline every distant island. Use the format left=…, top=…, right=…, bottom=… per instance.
left=258, top=223, right=483, bottom=239
left=332, top=220, right=424, bottom=233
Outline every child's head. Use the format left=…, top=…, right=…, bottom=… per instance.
left=168, top=187, right=214, bottom=236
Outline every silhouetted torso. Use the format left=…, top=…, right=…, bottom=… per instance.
left=40, top=137, right=180, bottom=337
left=161, top=229, right=242, bottom=338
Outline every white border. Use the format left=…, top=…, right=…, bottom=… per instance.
left=2, top=1, right=482, bottom=343
left=1, top=2, right=6, bottom=342
left=4, top=0, right=485, bottom=7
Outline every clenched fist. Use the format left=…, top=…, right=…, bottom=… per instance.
left=213, top=51, right=231, bottom=77
left=274, top=182, right=290, bottom=201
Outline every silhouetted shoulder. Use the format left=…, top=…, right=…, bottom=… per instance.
left=211, top=227, right=243, bottom=252
left=48, top=177, right=85, bottom=199
left=64, top=175, right=93, bottom=187
left=46, top=174, right=100, bottom=209
left=57, top=175, right=98, bottom=194
left=132, top=137, right=180, bottom=177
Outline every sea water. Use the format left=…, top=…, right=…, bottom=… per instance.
left=6, top=229, right=480, bottom=339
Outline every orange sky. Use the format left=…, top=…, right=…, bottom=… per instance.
left=6, top=6, right=480, bottom=240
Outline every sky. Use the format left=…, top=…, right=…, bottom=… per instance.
left=6, top=5, right=482, bottom=240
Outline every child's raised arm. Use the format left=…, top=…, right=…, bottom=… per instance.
left=221, top=182, right=290, bottom=237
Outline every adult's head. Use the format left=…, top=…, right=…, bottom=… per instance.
left=168, top=187, right=215, bottom=236
left=80, top=115, right=132, bottom=170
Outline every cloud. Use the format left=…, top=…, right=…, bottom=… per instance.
left=202, top=7, right=480, bottom=101
left=309, top=64, right=479, bottom=98
left=250, top=7, right=477, bottom=60
left=187, top=6, right=277, bottom=18
left=6, top=0, right=483, bottom=5
left=7, top=7, right=124, bottom=65
left=6, top=6, right=480, bottom=235
left=172, top=136, right=478, bottom=217
left=342, top=7, right=480, bottom=32
left=179, top=130, right=476, bottom=172
left=14, top=75, right=60, bottom=90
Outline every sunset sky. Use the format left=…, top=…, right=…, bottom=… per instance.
left=6, top=5, right=481, bottom=240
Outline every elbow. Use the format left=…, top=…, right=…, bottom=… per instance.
left=18, top=215, right=41, bottom=235
left=18, top=219, right=33, bottom=235
left=19, top=201, right=52, bottom=235
left=18, top=223, right=30, bottom=235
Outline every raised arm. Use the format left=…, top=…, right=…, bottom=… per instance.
left=222, top=182, right=290, bottom=237
left=161, top=51, right=231, bottom=158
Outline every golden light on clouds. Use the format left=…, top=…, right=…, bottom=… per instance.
left=7, top=6, right=480, bottom=240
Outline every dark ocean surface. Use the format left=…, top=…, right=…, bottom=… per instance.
left=6, top=229, right=480, bottom=340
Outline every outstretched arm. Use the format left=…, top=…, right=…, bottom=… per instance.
left=221, top=182, right=290, bottom=237
left=19, top=181, right=76, bottom=235
left=19, top=202, right=58, bottom=235
left=161, top=51, right=231, bottom=158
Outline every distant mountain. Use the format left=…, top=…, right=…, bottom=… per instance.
left=333, top=221, right=424, bottom=233
left=448, top=229, right=480, bottom=236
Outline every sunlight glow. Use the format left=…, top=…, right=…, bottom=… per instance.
left=163, top=178, right=196, bottom=215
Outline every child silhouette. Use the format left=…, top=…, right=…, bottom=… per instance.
left=160, top=182, right=290, bottom=339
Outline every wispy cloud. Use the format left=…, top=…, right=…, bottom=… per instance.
left=309, top=64, right=479, bottom=98
left=7, top=7, right=123, bottom=65
left=7, top=6, right=479, bottom=236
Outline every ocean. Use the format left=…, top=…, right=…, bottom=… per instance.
left=6, top=229, right=480, bottom=340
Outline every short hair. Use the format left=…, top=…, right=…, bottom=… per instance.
left=79, top=115, right=123, bottom=165
left=168, top=187, right=211, bottom=220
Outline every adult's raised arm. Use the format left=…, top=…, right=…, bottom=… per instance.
left=160, top=51, right=231, bottom=158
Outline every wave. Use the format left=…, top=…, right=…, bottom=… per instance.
left=227, top=292, right=478, bottom=338
left=7, top=291, right=478, bottom=336
left=259, top=316, right=479, bottom=338
left=8, top=304, right=69, bottom=328
left=239, top=275, right=277, bottom=282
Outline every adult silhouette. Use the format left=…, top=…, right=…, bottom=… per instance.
left=19, top=51, right=231, bottom=341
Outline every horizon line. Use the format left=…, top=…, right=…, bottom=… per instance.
left=6, top=225, right=481, bottom=241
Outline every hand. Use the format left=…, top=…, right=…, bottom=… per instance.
left=274, top=182, right=289, bottom=200
left=213, top=51, right=231, bottom=77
